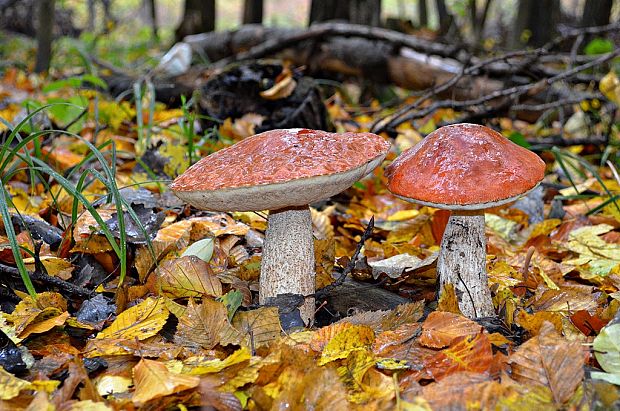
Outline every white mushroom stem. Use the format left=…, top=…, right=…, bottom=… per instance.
left=260, top=206, right=315, bottom=324
left=437, top=210, right=495, bottom=318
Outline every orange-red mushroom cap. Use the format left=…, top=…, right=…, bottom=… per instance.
left=170, top=128, right=390, bottom=211
left=386, top=124, right=545, bottom=210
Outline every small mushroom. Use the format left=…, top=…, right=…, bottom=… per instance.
left=170, top=128, right=390, bottom=324
left=385, top=124, right=545, bottom=318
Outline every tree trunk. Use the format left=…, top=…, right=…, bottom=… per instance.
left=309, top=0, right=350, bottom=24
left=147, top=0, right=158, bottom=40
left=243, top=0, right=263, bottom=24
left=418, top=0, right=428, bottom=27
left=511, top=0, right=560, bottom=48
left=581, top=0, right=613, bottom=27
left=35, top=0, right=55, bottom=73
left=435, top=0, right=452, bottom=35
left=175, top=0, right=215, bottom=41
left=437, top=211, right=495, bottom=318
left=349, top=0, right=382, bottom=26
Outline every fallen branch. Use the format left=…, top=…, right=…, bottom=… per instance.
left=0, top=263, right=93, bottom=298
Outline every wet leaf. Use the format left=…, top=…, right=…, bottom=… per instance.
left=424, top=331, right=493, bottom=380
left=174, top=298, right=229, bottom=349
left=419, top=311, right=482, bottom=349
left=0, top=367, right=31, bottom=400
left=318, top=324, right=375, bottom=365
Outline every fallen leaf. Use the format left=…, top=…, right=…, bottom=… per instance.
left=419, top=311, right=482, bottom=348
left=318, top=324, right=375, bottom=365
left=132, top=358, right=199, bottom=404
left=96, top=297, right=168, bottom=340
left=155, top=255, right=222, bottom=298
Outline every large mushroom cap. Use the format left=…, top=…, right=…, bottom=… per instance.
left=386, top=123, right=545, bottom=210
left=170, top=128, right=390, bottom=211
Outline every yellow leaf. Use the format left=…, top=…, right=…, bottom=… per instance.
left=155, top=256, right=222, bottom=298
left=8, top=292, right=67, bottom=336
left=97, top=297, right=168, bottom=340
left=182, top=347, right=252, bottom=375
left=528, top=219, right=561, bottom=240
left=565, top=224, right=620, bottom=277
left=68, top=400, right=113, bottom=410
left=318, top=324, right=375, bottom=365
left=24, top=256, right=74, bottom=280
left=0, top=367, right=31, bottom=400
left=95, top=375, right=132, bottom=396
left=132, top=359, right=200, bottom=404
left=600, top=71, right=620, bottom=104
left=159, top=142, right=189, bottom=177
left=259, top=69, right=296, bottom=100
left=19, top=311, right=69, bottom=339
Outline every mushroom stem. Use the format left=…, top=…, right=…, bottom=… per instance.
left=260, top=206, right=315, bottom=324
left=437, top=210, right=494, bottom=318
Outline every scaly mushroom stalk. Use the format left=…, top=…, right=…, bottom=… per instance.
left=260, top=206, right=315, bottom=323
left=437, top=210, right=494, bottom=318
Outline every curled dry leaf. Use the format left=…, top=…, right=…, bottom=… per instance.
left=132, top=359, right=200, bottom=404
left=155, top=255, right=222, bottom=298
left=318, top=324, right=375, bottom=366
left=419, top=311, right=482, bottom=349
left=508, top=322, right=585, bottom=405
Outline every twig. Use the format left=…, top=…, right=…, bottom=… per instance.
left=314, top=216, right=374, bottom=299
left=521, top=246, right=536, bottom=283
left=0, top=263, right=93, bottom=298
left=372, top=49, right=620, bottom=133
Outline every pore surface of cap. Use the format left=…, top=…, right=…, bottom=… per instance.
left=170, top=128, right=390, bottom=211
left=386, top=124, right=545, bottom=210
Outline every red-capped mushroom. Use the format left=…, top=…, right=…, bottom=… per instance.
left=171, top=128, right=390, bottom=324
left=386, top=123, right=545, bottom=318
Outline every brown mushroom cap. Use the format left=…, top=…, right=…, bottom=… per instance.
left=386, top=124, right=545, bottom=210
left=170, top=128, right=390, bottom=211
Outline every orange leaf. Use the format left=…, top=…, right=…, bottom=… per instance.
left=419, top=311, right=482, bottom=348
left=424, top=331, right=493, bottom=381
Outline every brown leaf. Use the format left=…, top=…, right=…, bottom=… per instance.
left=174, top=298, right=230, bottom=349
left=132, top=359, right=200, bottom=404
left=437, top=283, right=463, bottom=315
left=421, top=372, right=508, bottom=410
left=508, top=322, right=585, bottom=404
left=155, top=255, right=222, bottom=298
left=419, top=311, right=482, bottom=348
left=232, top=306, right=281, bottom=349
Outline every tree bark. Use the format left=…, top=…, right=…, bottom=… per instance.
left=243, top=0, right=263, bottom=24
left=147, top=0, right=158, bottom=40
left=581, top=0, right=613, bottom=27
left=437, top=211, right=494, bottom=318
left=175, top=0, right=215, bottom=41
left=418, top=0, right=428, bottom=27
left=435, top=0, right=452, bottom=35
left=511, top=0, right=560, bottom=48
left=87, top=0, right=95, bottom=31
left=35, top=0, right=55, bottom=73
left=349, top=0, right=382, bottom=26
left=261, top=207, right=315, bottom=325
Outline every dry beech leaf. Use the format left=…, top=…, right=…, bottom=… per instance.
left=421, top=372, right=506, bottom=410
left=181, top=347, right=251, bottom=375
left=259, top=69, right=297, bottom=100
left=275, top=367, right=349, bottom=411
left=0, top=367, right=31, bottom=400
left=311, top=322, right=354, bottom=352
left=508, top=322, right=585, bottom=405
left=155, top=255, right=222, bottom=298
left=337, top=350, right=395, bottom=403
left=318, top=324, right=375, bottom=365
left=132, top=359, right=200, bottom=404
left=515, top=310, right=563, bottom=335
left=372, top=323, right=421, bottom=357
left=84, top=337, right=183, bottom=359
left=200, top=377, right=242, bottom=411
left=19, top=311, right=69, bottom=339
left=174, top=298, right=230, bottom=349
left=232, top=306, right=281, bottom=349
left=8, top=292, right=68, bottom=336
left=419, top=311, right=482, bottom=349
left=380, top=301, right=425, bottom=331
left=96, top=297, right=168, bottom=340
left=424, top=331, right=493, bottom=381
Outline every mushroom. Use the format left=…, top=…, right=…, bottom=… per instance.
left=385, top=124, right=545, bottom=318
left=170, top=128, right=390, bottom=324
